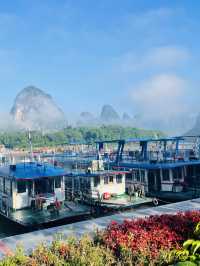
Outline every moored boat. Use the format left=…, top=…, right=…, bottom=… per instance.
left=0, top=162, right=90, bottom=228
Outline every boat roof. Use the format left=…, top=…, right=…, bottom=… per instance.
left=95, top=136, right=185, bottom=144
left=113, top=160, right=200, bottom=170
left=125, top=136, right=184, bottom=143
left=66, top=170, right=128, bottom=177
left=0, top=162, right=66, bottom=181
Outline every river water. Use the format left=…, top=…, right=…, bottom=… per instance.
left=0, top=216, right=27, bottom=238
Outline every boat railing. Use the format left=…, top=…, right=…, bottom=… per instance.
left=111, top=148, right=200, bottom=164
left=65, top=187, right=102, bottom=204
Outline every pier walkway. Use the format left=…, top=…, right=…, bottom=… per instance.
left=0, top=198, right=200, bottom=258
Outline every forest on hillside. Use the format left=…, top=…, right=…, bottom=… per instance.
left=0, top=126, right=164, bottom=149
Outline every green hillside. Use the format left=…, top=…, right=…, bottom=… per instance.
left=0, top=126, right=164, bottom=149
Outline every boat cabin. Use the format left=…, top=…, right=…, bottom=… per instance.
left=0, top=162, right=66, bottom=213
left=65, top=170, right=126, bottom=201
left=109, top=136, right=200, bottom=201
left=123, top=161, right=200, bottom=192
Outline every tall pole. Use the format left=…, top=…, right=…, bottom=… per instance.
left=28, top=130, right=34, bottom=162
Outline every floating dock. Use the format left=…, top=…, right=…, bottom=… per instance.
left=0, top=198, right=200, bottom=258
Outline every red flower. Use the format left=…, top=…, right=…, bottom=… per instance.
left=101, top=211, right=200, bottom=260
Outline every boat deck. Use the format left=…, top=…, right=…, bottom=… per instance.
left=100, top=195, right=152, bottom=209
left=147, top=190, right=200, bottom=202
left=7, top=201, right=91, bottom=227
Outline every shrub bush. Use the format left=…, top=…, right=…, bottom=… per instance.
left=166, top=221, right=200, bottom=265
left=0, top=211, right=199, bottom=266
left=98, top=211, right=200, bottom=265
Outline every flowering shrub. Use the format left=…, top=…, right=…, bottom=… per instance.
left=0, top=236, right=115, bottom=266
left=98, top=211, right=200, bottom=265
left=0, top=211, right=199, bottom=266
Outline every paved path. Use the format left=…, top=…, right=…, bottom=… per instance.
left=0, top=198, right=200, bottom=258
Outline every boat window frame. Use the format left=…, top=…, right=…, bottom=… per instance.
left=93, top=176, right=100, bottom=187
left=140, top=170, right=145, bottom=183
left=10, top=180, right=12, bottom=196
left=17, top=180, right=27, bottom=194
left=173, top=167, right=182, bottom=180
left=104, top=176, right=109, bottom=184
left=4, top=178, right=11, bottom=195
left=136, top=170, right=140, bottom=182
left=55, top=176, right=62, bottom=189
left=162, top=169, right=170, bottom=182
left=125, top=172, right=133, bottom=181
left=116, top=174, right=122, bottom=184
left=3, top=178, right=5, bottom=194
left=109, top=175, right=114, bottom=183
left=0, top=177, right=3, bottom=193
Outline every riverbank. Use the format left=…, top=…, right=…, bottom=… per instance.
left=0, top=198, right=199, bottom=259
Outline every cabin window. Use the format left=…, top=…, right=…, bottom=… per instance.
left=80, top=178, right=84, bottom=189
left=162, top=169, right=170, bottom=181
left=3, top=178, right=5, bottom=194
left=140, top=170, right=145, bottom=183
left=5, top=179, right=11, bottom=195
left=55, top=177, right=62, bottom=188
left=10, top=181, right=12, bottom=195
left=173, top=167, right=182, bottom=180
left=132, top=171, right=135, bottom=181
left=136, top=171, right=140, bottom=182
left=80, top=177, right=90, bottom=190
left=94, top=176, right=100, bottom=187
left=104, top=176, right=109, bottom=184
left=109, top=176, right=114, bottom=183
left=35, top=178, right=54, bottom=194
left=17, top=181, right=26, bottom=193
left=126, top=173, right=132, bottom=181
left=187, top=166, right=193, bottom=177
left=116, top=174, right=122, bottom=184
left=65, top=176, right=73, bottom=188
left=196, top=166, right=200, bottom=177
left=132, top=170, right=140, bottom=181
left=74, top=178, right=80, bottom=190
left=0, top=177, right=3, bottom=193
left=28, top=181, right=32, bottom=196
left=85, top=178, right=91, bottom=190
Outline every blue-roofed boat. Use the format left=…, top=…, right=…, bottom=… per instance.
left=96, top=136, right=200, bottom=202
left=0, top=162, right=90, bottom=228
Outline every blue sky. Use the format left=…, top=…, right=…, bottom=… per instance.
left=0, top=0, right=200, bottom=131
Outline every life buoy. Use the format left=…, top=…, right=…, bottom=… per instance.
left=153, top=198, right=159, bottom=206
left=103, top=192, right=111, bottom=200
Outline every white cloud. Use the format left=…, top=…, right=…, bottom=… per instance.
left=128, top=7, right=174, bottom=29
left=132, top=74, right=187, bottom=116
left=130, top=74, right=194, bottom=134
left=120, top=46, right=190, bottom=72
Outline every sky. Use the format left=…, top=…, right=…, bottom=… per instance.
left=0, top=0, right=200, bottom=133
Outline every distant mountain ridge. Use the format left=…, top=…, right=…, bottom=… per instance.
left=78, top=104, right=135, bottom=126
left=10, top=86, right=135, bottom=130
left=100, top=104, right=120, bottom=123
left=10, top=86, right=67, bottom=130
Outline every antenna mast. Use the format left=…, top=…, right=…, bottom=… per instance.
left=28, top=129, right=34, bottom=162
